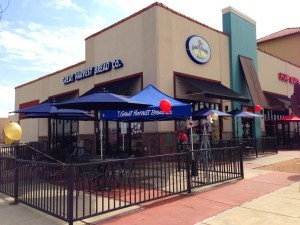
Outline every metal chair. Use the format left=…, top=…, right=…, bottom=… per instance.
left=114, top=156, right=135, bottom=187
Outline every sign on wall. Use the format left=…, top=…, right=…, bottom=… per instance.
left=186, top=35, right=211, bottom=64
left=63, top=59, right=124, bottom=85
left=278, top=72, right=300, bottom=84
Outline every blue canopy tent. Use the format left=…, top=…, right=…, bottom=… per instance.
left=54, top=90, right=151, bottom=159
left=228, top=109, right=261, bottom=138
left=11, top=102, right=88, bottom=115
left=10, top=101, right=97, bottom=161
left=192, top=107, right=232, bottom=118
left=100, top=84, right=192, bottom=122
left=23, top=113, right=98, bottom=121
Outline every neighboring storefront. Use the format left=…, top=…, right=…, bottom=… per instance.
left=258, top=50, right=299, bottom=145
left=13, top=3, right=300, bottom=156
left=0, top=117, right=10, bottom=144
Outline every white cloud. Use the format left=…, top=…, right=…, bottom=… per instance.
left=0, top=81, right=15, bottom=118
left=0, top=2, right=107, bottom=116
left=0, top=19, right=105, bottom=75
left=97, top=0, right=154, bottom=14
left=45, top=0, right=85, bottom=13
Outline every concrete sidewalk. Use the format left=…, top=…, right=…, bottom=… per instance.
left=0, top=151, right=299, bottom=225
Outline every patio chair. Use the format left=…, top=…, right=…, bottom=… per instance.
left=76, top=164, right=98, bottom=195
left=69, top=143, right=93, bottom=163
left=242, top=139, right=255, bottom=156
left=114, top=156, right=135, bottom=187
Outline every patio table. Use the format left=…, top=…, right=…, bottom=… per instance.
left=90, top=158, right=135, bottom=188
left=88, top=158, right=120, bottom=190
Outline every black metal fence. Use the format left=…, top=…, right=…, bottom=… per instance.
left=0, top=142, right=49, bottom=160
left=190, top=137, right=278, bottom=158
left=0, top=146, right=243, bottom=225
left=277, top=132, right=300, bottom=150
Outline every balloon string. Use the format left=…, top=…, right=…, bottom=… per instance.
left=22, top=143, right=66, bottom=165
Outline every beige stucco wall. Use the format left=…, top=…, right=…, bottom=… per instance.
left=258, top=34, right=300, bottom=67
left=15, top=62, right=91, bottom=142
left=258, top=50, right=300, bottom=97
left=48, top=62, right=89, bottom=96
left=156, top=7, right=231, bottom=131
left=85, top=7, right=158, bottom=89
left=15, top=79, right=48, bottom=109
left=16, top=63, right=85, bottom=108
left=85, top=6, right=159, bottom=133
left=157, top=7, right=230, bottom=87
left=19, top=118, right=39, bottom=142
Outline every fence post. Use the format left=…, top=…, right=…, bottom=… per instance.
left=186, top=151, right=192, bottom=193
left=67, top=163, right=74, bottom=225
left=255, top=138, right=258, bottom=158
left=14, top=159, right=19, bottom=204
left=15, top=145, right=19, bottom=158
left=239, top=146, right=244, bottom=179
left=274, top=137, right=278, bottom=153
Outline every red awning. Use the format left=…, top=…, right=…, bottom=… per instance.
left=278, top=114, right=300, bottom=122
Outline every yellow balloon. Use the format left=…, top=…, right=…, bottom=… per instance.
left=5, top=136, right=15, bottom=145
left=212, top=113, right=218, bottom=121
left=4, top=122, right=22, bottom=141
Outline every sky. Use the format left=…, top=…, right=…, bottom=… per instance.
left=0, top=0, right=299, bottom=118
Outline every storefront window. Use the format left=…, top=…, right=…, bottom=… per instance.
left=194, top=102, right=199, bottom=111
left=264, top=109, right=288, bottom=139
left=105, top=121, right=143, bottom=157
left=200, top=102, right=204, bottom=109
left=131, top=122, right=143, bottom=156
left=54, top=119, right=78, bottom=151
left=107, top=121, right=118, bottom=156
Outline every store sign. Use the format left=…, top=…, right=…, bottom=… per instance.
left=186, top=35, right=211, bottom=64
left=63, top=59, right=124, bottom=85
left=278, top=72, right=300, bottom=84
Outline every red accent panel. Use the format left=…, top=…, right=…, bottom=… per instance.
left=19, top=100, right=39, bottom=120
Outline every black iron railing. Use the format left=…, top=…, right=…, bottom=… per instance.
left=190, top=137, right=278, bottom=158
left=0, top=143, right=48, bottom=160
left=0, top=156, right=15, bottom=196
left=0, top=146, right=243, bottom=225
left=189, top=148, right=243, bottom=188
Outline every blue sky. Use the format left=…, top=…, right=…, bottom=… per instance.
left=0, top=0, right=299, bottom=117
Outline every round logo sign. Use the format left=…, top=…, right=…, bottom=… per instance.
left=186, top=35, right=211, bottom=64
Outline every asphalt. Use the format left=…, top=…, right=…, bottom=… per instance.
left=1, top=150, right=300, bottom=225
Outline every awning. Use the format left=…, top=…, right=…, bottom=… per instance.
left=264, top=91, right=290, bottom=109
left=176, top=75, right=249, bottom=102
left=278, top=114, right=300, bottom=122
left=82, top=75, right=141, bottom=96
left=239, top=55, right=268, bottom=108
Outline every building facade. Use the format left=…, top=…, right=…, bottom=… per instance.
left=13, top=3, right=300, bottom=156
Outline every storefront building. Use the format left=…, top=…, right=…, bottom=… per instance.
left=13, top=3, right=300, bottom=156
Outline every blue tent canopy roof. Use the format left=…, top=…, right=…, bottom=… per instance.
left=11, top=102, right=88, bottom=114
left=100, top=84, right=192, bottom=121
left=23, top=113, right=98, bottom=121
left=192, top=108, right=232, bottom=118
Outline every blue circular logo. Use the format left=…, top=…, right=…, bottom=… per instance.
left=186, top=35, right=211, bottom=64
